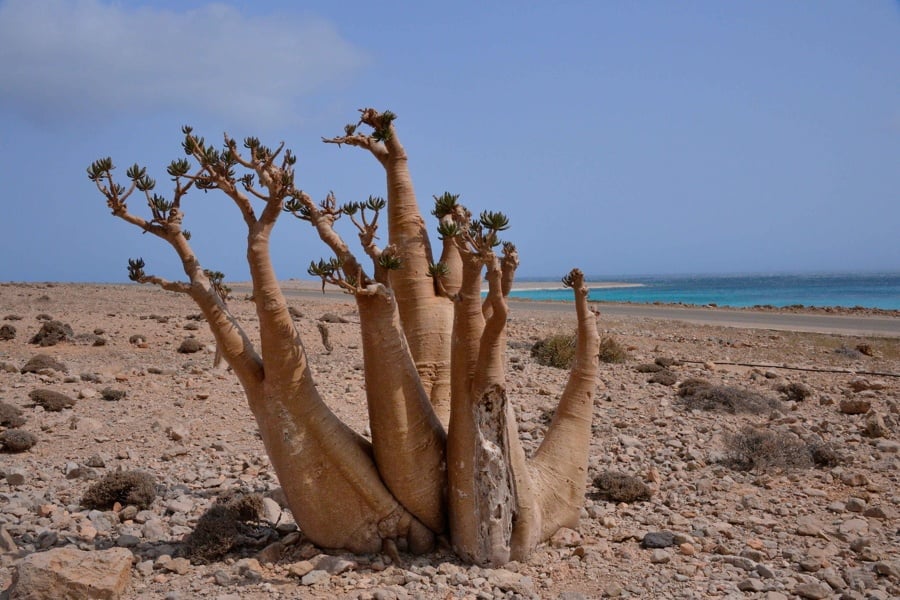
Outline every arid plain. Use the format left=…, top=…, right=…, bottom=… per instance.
left=1, top=281, right=898, bottom=599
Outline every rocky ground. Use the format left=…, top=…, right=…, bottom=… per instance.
left=0, top=282, right=898, bottom=599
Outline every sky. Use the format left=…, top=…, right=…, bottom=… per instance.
left=0, top=0, right=898, bottom=283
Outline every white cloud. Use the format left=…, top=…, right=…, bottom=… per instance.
left=0, top=0, right=367, bottom=127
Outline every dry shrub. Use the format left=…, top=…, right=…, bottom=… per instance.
left=0, top=429, right=37, bottom=452
left=20, top=354, right=67, bottom=374
left=28, top=389, right=76, bottom=412
left=0, top=401, right=26, bottom=428
left=598, top=336, right=628, bottom=364
left=648, top=370, right=677, bottom=386
left=722, top=426, right=813, bottom=472
left=101, top=388, right=127, bottom=401
left=590, top=470, right=652, bottom=503
left=531, top=334, right=576, bottom=369
left=678, top=379, right=781, bottom=414
left=634, top=363, right=664, bottom=373
left=808, top=441, right=842, bottom=468
left=29, top=320, right=74, bottom=347
left=82, top=470, right=157, bottom=509
left=777, top=382, right=813, bottom=402
left=184, top=493, right=267, bottom=563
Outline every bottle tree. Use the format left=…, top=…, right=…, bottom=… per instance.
left=87, top=108, right=600, bottom=566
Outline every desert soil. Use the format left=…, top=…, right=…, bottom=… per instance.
left=1, top=282, right=898, bottom=599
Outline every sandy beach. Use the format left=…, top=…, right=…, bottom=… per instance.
left=1, top=282, right=898, bottom=599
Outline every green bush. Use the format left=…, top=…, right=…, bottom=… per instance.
left=531, top=334, right=576, bottom=369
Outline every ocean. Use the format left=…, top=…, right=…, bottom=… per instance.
left=508, top=273, right=900, bottom=310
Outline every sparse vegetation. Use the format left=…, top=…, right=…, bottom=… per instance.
left=0, top=429, right=38, bottom=452
left=101, top=388, right=127, bottom=401
left=183, top=493, right=268, bottom=563
left=590, top=470, right=653, bottom=503
left=531, top=333, right=576, bottom=369
left=20, top=354, right=67, bottom=374
left=81, top=470, right=157, bottom=509
left=598, top=336, right=629, bottom=364
left=634, top=363, right=664, bottom=373
left=648, top=370, right=677, bottom=386
left=0, top=324, right=15, bottom=341
left=677, top=378, right=781, bottom=414
left=0, top=401, right=26, bottom=428
left=28, top=389, right=76, bottom=412
left=777, top=382, right=813, bottom=402
left=29, top=320, right=74, bottom=346
left=722, top=426, right=813, bottom=472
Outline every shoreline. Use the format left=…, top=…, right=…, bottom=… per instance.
left=2, top=281, right=896, bottom=337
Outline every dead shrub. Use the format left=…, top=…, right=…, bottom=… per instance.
left=101, top=388, right=127, bottom=401
left=29, top=320, right=74, bottom=347
left=0, top=401, right=26, bottom=428
left=648, top=370, right=677, bottom=386
left=20, top=354, right=68, bottom=374
left=590, top=470, right=653, bottom=503
left=183, top=493, right=267, bottom=563
left=177, top=338, right=203, bottom=354
left=678, top=379, right=781, bottom=414
left=531, top=334, right=576, bottom=369
left=81, top=470, right=157, bottom=509
left=634, top=363, right=664, bottom=373
left=0, top=324, right=15, bottom=341
left=28, top=389, right=76, bottom=412
left=722, top=426, right=813, bottom=472
left=777, top=382, right=813, bottom=402
left=598, top=336, right=628, bottom=364
left=808, top=441, right=842, bottom=468
left=0, top=429, right=37, bottom=452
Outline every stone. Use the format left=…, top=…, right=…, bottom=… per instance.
left=0, top=526, right=18, bottom=554
left=311, top=554, right=356, bottom=575
left=641, top=531, right=675, bottom=548
left=300, top=569, right=329, bottom=586
left=839, top=398, right=871, bottom=415
left=863, top=412, right=889, bottom=438
left=484, top=568, right=534, bottom=595
left=550, top=527, right=582, bottom=548
left=649, top=549, right=671, bottom=564
left=795, top=515, right=826, bottom=537
left=737, top=578, right=766, bottom=592
left=8, top=547, right=132, bottom=600
left=793, top=582, right=831, bottom=599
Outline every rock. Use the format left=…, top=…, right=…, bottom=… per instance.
left=737, top=578, right=766, bottom=592
left=300, top=569, right=329, bottom=586
left=641, top=531, right=675, bottom=548
left=0, top=526, right=18, bottom=554
left=485, top=568, right=534, bottom=595
left=550, top=527, right=582, bottom=548
left=873, top=561, right=900, bottom=581
left=793, top=582, right=831, bottom=599
left=840, top=471, right=869, bottom=487
left=839, top=398, right=871, bottom=415
left=311, top=554, right=356, bottom=575
left=795, top=515, right=826, bottom=537
left=863, top=412, right=889, bottom=438
left=649, top=549, right=671, bottom=564
left=8, top=547, right=132, bottom=600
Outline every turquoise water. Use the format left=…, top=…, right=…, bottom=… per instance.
left=508, top=273, right=900, bottom=310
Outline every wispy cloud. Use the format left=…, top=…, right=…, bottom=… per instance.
left=0, top=0, right=367, bottom=127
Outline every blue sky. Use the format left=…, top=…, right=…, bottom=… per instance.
left=1, top=0, right=898, bottom=283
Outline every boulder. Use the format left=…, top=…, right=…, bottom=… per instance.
left=9, top=546, right=132, bottom=600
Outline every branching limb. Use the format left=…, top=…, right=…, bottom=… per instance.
left=529, top=268, right=600, bottom=539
